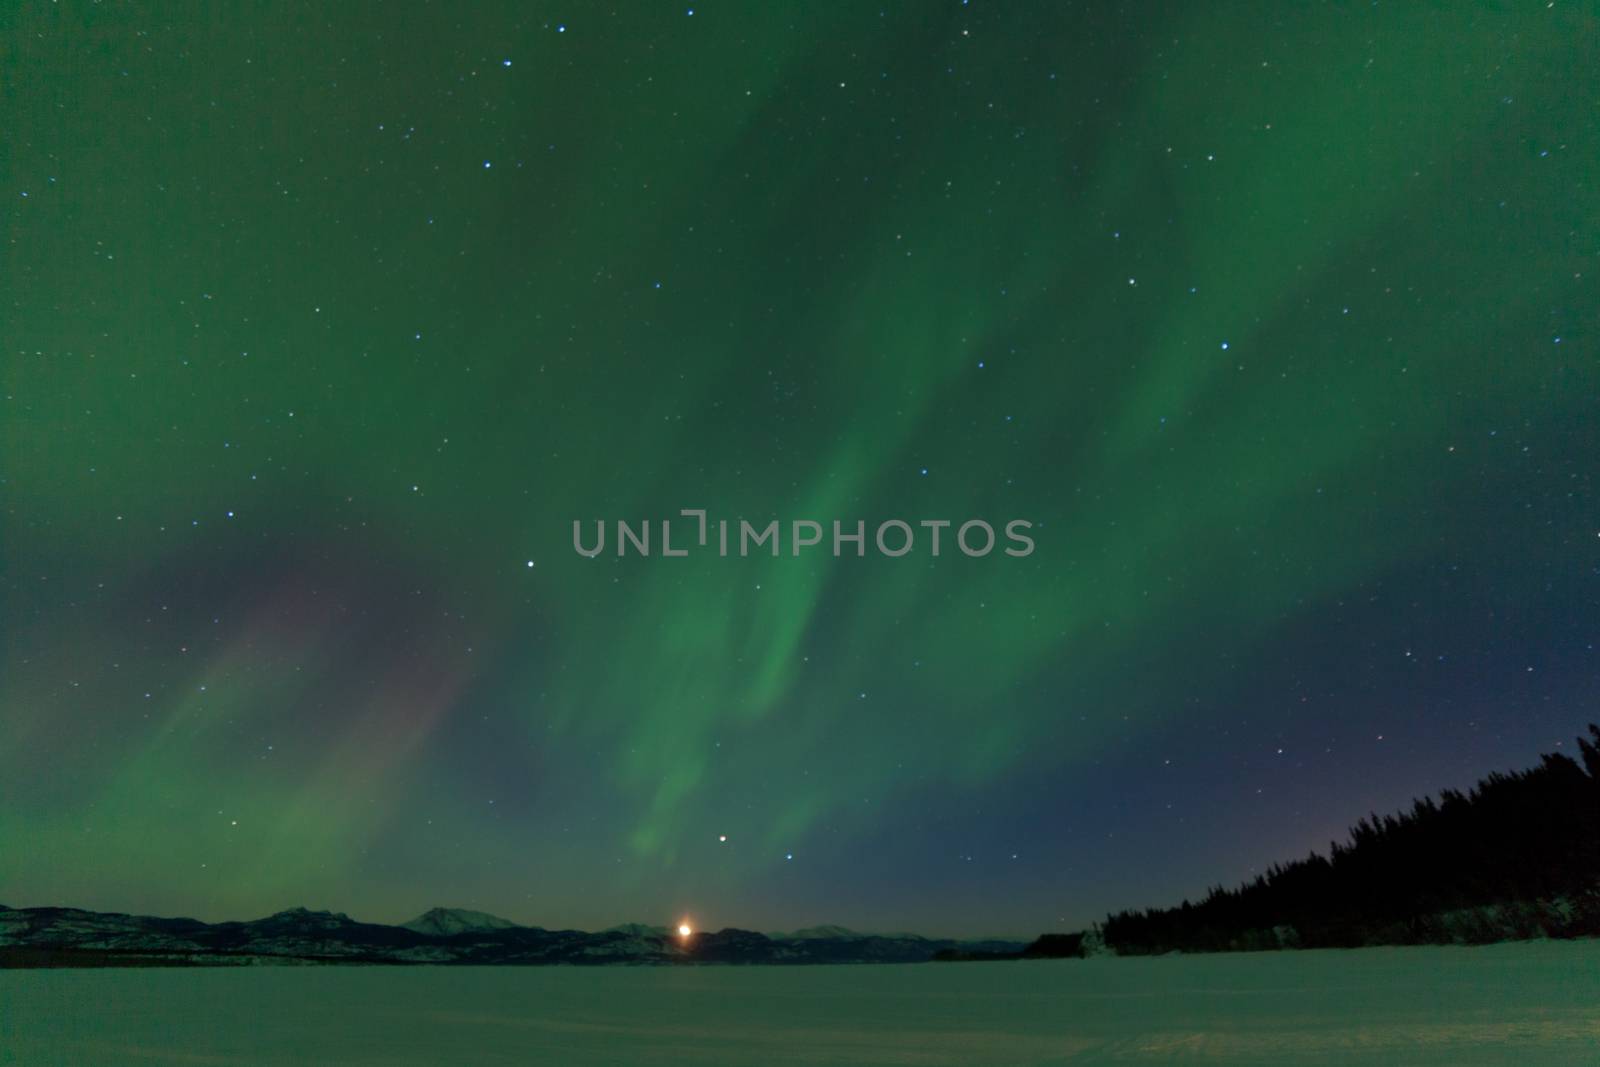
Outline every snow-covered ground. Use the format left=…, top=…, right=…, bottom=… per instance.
left=2, top=941, right=1596, bottom=1065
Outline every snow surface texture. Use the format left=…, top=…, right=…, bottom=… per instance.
left=2, top=941, right=1596, bottom=1065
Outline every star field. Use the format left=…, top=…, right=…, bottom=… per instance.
left=2, top=2, right=1597, bottom=937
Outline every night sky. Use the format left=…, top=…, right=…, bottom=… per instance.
left=4, top=3, right=1597, bottom=939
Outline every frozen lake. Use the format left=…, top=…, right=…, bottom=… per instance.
left=3, top=941, right=1597, bottom=1065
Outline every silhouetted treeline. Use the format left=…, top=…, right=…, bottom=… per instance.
left=1104, top=726, right=1600, bottom=954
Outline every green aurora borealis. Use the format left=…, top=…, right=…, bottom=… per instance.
left=3, top=2, right=1597, bottom=936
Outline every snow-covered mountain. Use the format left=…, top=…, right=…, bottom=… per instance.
left=401, top=908, right=521, bottom=936
left=773, top=924, right=860, bottom=940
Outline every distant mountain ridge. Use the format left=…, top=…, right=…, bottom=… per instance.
left=772, top=924, right=859, bottom=939
left=0, top=905, right=1027, bottom=968
left=400, top=907, right=521, bottom=937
